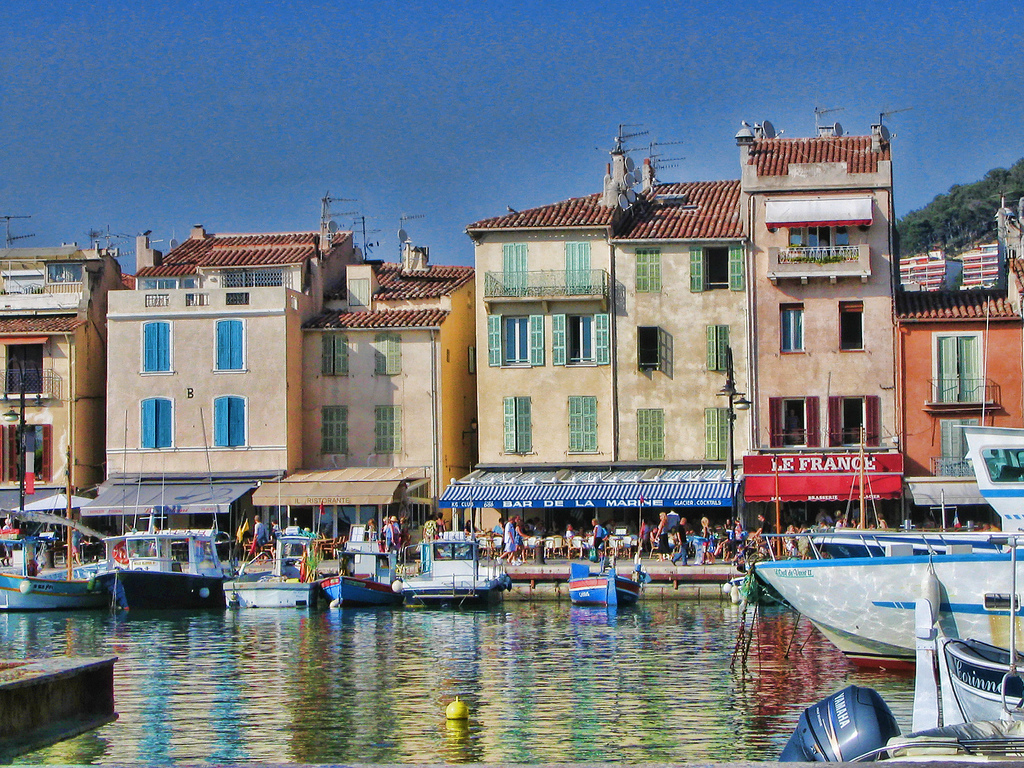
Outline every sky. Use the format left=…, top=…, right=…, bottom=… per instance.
left=2, top=0, right=1024, bottom=270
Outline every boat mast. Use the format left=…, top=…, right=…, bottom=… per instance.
left=859, top=427, right=866, bottom=529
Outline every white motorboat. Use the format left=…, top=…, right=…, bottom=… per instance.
left=398, top=534, right=511, bottom=607
left=966, top=425, right=1024, bottom=531
left=225, top=530, right=323, bottom=609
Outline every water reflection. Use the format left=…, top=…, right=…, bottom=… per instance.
left=4, top=602, right=914, bottom=765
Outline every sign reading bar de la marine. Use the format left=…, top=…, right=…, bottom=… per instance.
left=743, top=452, right=904, bottom=503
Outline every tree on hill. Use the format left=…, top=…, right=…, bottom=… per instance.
left=897, top=158, right=1024, bottom=257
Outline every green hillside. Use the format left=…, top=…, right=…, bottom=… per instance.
left=897, top=158, right=1024, bottom=257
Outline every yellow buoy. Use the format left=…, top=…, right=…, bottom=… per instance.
left=445, top=696, right=469, bottom=720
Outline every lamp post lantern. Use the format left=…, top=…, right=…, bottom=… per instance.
left=716, top=346, right=750, bottom=526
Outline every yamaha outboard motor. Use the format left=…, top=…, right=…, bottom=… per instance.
left=781, top=685, right=900, bottom=762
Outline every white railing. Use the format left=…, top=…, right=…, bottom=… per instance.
left=778, top=245, right=860, bottom=264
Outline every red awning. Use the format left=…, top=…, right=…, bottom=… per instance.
left=0, top=336, right=48, bottom=345
left=743, top=452, right=903, bottom=503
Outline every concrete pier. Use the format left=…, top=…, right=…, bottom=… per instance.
left=0, top=656, right=117, bottom=761
left=505, top=560, right=739, bottom=601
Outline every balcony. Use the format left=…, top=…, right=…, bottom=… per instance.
left=767, top=244, right=871, bottom=283
left=930, top=456, right=974, bottom=477
left=4, top=369, right=62, bottom=402
left=925, top=378, right=998, bottom=410
left=483, top=269, right=609, bottom=309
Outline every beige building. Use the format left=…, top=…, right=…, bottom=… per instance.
left=737, top=124, right=903, bottom=525
left=260, top=243, right=477, bottom=531
left=88, top=225, right=359, bottom=530
left=449, top=145, right=747, bottom=528
left=0, top=245, right=123, bottom=511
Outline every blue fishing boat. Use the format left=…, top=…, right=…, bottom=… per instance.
left=568, top=562, right=643, bottom=607
left=322, top=543, right=403, bottom=608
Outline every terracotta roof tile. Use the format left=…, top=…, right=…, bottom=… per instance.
left=121, top=274, right=136, bottom=289
left=137, top=231, right=347, bottom=278
left=0, top=316, right=85, bottom=333
left=305, top=309, right=449, bottom=330
left=468, top=194, right=615, bottom=230
left=614, top=181, right=742, bottom=240
left=374, top=263, right=474, bottom=300
left=896, top=290, right=1018, bottom=320
left=747, top=136, right=890, bottom=177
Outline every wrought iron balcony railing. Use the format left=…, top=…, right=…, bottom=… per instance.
left=767, top=244, right=871, bottom=281
left=4, top=368, right=62, bottom=401
left=484, top=269, right=610, bottom=300
left=928, top=378, right=996, bottom=405
left=930, top=456, right=974, bottom=477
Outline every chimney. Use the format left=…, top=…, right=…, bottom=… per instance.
left=190, top=224, right=208, bottom=240
left=135, top=231, right=163, bottom=270
left=870, top=124, right=889, bottom=152
left=641, top=158, right=655, bottom=196
left=601, top=151, right=629, bottom=208
left=402, top=242, right=430, bottom=273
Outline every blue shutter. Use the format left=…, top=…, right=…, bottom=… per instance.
left=595, top=314, right=610, bottom=365
left=217, top=321, right=243, bottom=370
left=156, top=399, right=172, bottom=448
left=141, top=399, right=155, bottom=448
left=144, top=322, right=170, bottom=372
left=214, top=398, right=228, bottom=447
left=228, top=397, right=245, bottom=446
left=157, top=322, right=169, bottom=371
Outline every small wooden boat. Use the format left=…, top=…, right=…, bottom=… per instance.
left=321, top=541, right=403, bottom=608
left=225, top=530, right=324, bottom=609
left=568, top=562, right=642, bottom=607
left=0, top=536, right=106, bottom=611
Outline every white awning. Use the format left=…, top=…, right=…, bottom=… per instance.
left=81, top=480, right=256, bottom=517
left=766, top=197, right=873, bottom=228
left=906, top=479, right=988, bottom=507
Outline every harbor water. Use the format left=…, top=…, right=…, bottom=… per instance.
left=6, top=601, right=914, bottom=764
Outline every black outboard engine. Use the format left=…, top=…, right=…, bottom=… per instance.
left=781, top=685, right=900, bottom=762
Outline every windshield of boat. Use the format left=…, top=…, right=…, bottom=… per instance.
left=127, top=538, right=160, bottom=558
left=983, top=448, right=1024, bottom=482
left=434, top=542, right=474, bottom=561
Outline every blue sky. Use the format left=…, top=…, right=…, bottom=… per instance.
left=2, top=1, right=1023, bottom=269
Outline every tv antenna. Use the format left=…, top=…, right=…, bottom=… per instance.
left=1, top=215, right=33, bottom=248
left=614, top=123, right=649, bottom=153
left=647, top=139, right=686, bottom=182
left=320, top=191, right=357, bottom=234
left=86, top=225, right=130, bottom=249
left=352, top=215, right=382, bottom=258
left=875, top=107, right=912, bottom=142
left=398, top=214, right=424, bottom=256
left=814, top=106, right=845, bottom=137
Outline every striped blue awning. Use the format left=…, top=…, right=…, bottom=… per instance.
left=438, top=481, right=736, bottom=509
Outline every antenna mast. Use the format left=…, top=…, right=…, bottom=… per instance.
left=1, top=215, right=33, bottom=248
left=398, top=214, right=424, bottom=258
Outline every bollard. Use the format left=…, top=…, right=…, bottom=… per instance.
left=534, top=539, right=545, bottom=564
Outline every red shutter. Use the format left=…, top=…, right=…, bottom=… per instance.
left=865, top=396, right=881, bottom=447
left=805, top=396, right=821, bottom=448
left=6, top=426, right=16, bottom=482
left=40, top=424, right=52, bottom=483
left=827, top=396, right=842, bottom=447
left=768, top=397, right=783, bottom=448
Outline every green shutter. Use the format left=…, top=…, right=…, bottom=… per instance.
left=487, top=315, right=501, bottom=366
left=937, top=335, right=958, bottom=402
left=321, top=406, right=348, bottom=454
left=503, top=243, right=528, bottom=295
left=638, top=409, right=665, bottom=461
left=374, top=406, right=401, bottom=453
left=705, top=408, right=729, bottom=461
left=565, top=242, right=591, bottom=293
left=706, top=326, right=717, bottom=371
left=386, top=334, right=401, bottom=375
left=706, top=325, right=729, bottom=371
left=504, top=397, right=517, bottom=453
left=336, top=335, right=348, bottom=374
left=569, top=396, right=583, bottom=452
left=636, top=249, right=662, bottom=292
left=552, top=314, right=566, bottom=366
left=959, top=336, right=979, bottom=400
left=595, top=314, right=610, bottom=365
left=529, top=314, right=544, bottom=366
left=729, top=244, right=745, bottom=291
left=321, top=335, right=333, bottom=375
left=689, top=246, right=704, bottom=292
left=568, top=395, right=598, bottom=453
left=583, top=396, right=597, bottom=452
left=517, top=397, right=532, bottom=453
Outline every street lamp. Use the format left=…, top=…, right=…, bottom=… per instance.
left=2, top=357, right=27, bottom=515
left=717, top=346, right=750, bottom=526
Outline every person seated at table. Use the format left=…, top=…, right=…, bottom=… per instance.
left=565, top=524, right=580, bottom=558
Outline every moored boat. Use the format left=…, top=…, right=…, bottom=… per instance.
left=322, top=540, right=403, bottom=608
left=0, top=536, right=107, bottom=611
left=92, top=528, right=232, bottom=610
left=398, top=535, right=510, bottom=607
left=568, top=562, right=643, bottom=607
left=225, top=529, right=323, bottom=609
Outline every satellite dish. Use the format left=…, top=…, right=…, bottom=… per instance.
left=625, top=156, right=635, bottom=173
left=623, top=172, right=635, bottom=187
left=761, top=120, right=776, bottom=139
left=617, top=194, right=629, bottom=210
left=168, top=238, right=179, bottom=250
left=327, top=220, right=339, bottom=233
left=398, top=228, right=409, bottom=243
left=878, top=124, right=891, bottom=142
left=833, top=122, right=844, bottom=137
left=626, top=189, right=636, bottom=203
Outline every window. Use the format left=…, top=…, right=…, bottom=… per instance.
left=141, top=397, right=173, bottom=449
left=374, top=333, right=401, bottom=375
left=46, top=263, right=83, bottom=283
left=489, top=315, right=544, bottom=367
left=568, top=316, right=592, bottom=362
left=690, top=244, right=744, bottom=292
left=789, top=226, right=849, bottom=248
left=935, top=334, right=982, bottom=403
left=565, top=242, right=592, bottom=293
left=636, top=249, right=662, bottom=292
left=215, top=319, right=244, bottom=371
left=503, top=243, right=529, bottom=295
left=6, top=344, right=44, bottom=394
left=769, top=397, right=820, bottom=448
left=568, top=396, right=597, bottom=453
left=374, top=406, right=402, bottom=453
left=637, top=409, right=665, bottom=460
left=225, top=292, right=249, bottom=305
left=638, top=326, right=672, bottom=373
left=349, top=278, right=370, bottom=309
left=705, top=408, right=729, bottom=461
left=827, top=396, right=881, bottom=447
left=938, top=418, right=978, bottom=476
left=321, top=406, right=348, bottom=454
left=840, top=302, right=864, bottom=351
left=223, top=269, right=283, bottom=288
left=706, top=325, right=730, bottom=371
left=553, top=314, right=608, bottom=366
left=503, top=396, right=532, bottom=454
left=214, top=396, right=246, bottom=447
left=143, top=321, right=171, bottom=372
left=781, top=304, right=804, bottom=352
left=6, top=424, right=52, bottom=483
left=141, top=278, right=178, bottom=290
left=321, top=334, right=349, bottom=376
